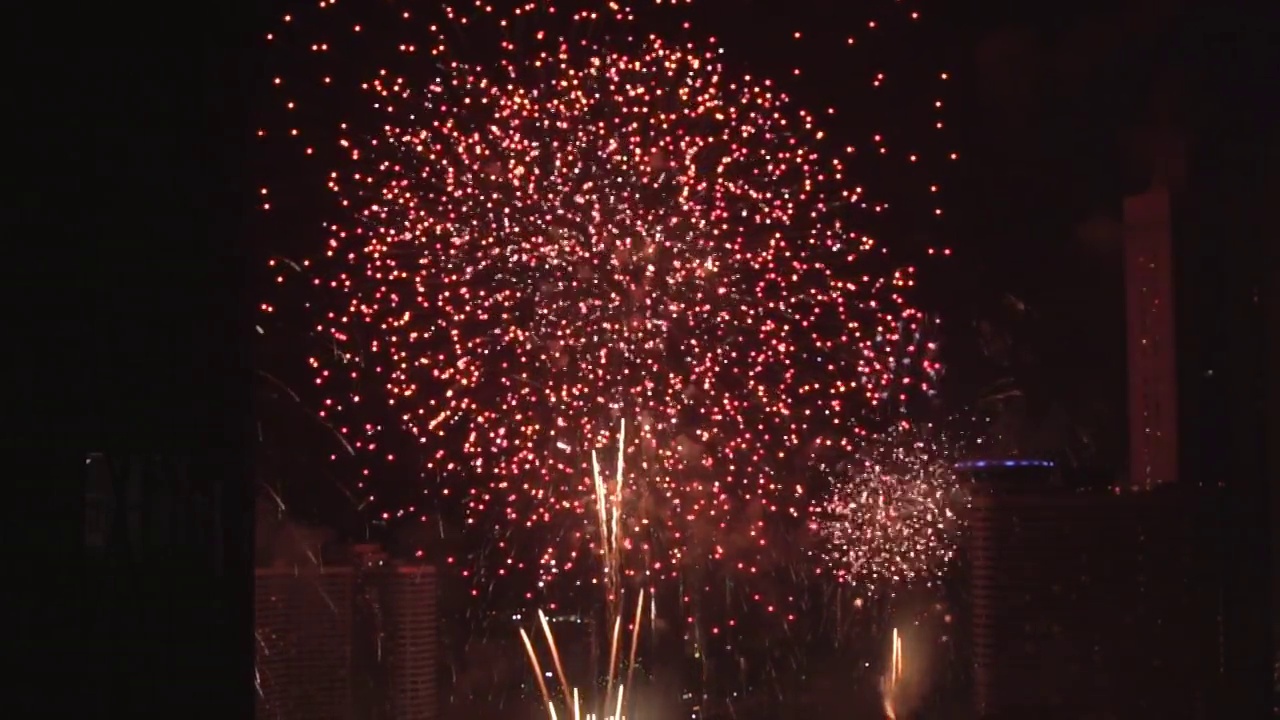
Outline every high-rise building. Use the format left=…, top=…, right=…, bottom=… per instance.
left=255, top=567, right=355, bottom=720
left=964, top=461, right=1221, bottom=719
left=255, top=555, right=438, bottom=720
left=1123, top=131, right=1183, bottom=489
left=351, top=548, right=440, bottom=720
left=382, top=565, right=440, bottom=719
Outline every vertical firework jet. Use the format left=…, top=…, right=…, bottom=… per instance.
left=520, top=599, right=645, bottom=720
left=881, top=626, right=904, bottom=719
left=518, top=421, right=648, bottom=720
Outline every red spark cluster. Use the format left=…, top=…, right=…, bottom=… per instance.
left=259, top=0, right=954, bottom=617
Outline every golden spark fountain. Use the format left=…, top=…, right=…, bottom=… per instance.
left=522, top=420, right=645, bottom=720
left=881, top=627, right=904, bottom=719
left=520, top=594, right=646, bottom=720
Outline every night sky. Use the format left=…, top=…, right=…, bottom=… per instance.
left=251, top=0, right=1196, bottom=528
left=21, top=0, right=1271, bottom=715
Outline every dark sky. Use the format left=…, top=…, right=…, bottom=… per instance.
left=928, top=0, right=1194, bottom=470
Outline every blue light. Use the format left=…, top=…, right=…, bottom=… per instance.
left=953, top=458, right=1055, bottom=471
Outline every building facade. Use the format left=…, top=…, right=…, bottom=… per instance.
left=1124, top=183, right=1179, bottom=489
left=966, top=465, right=1220, bottom=718
left=255, top=567, right=356, bottom=720
left=254, top=559, right=438, bottom=720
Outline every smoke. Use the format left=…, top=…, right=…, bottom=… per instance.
left=255, top=493, right=336, bottom=569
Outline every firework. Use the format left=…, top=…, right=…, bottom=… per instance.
left=812, top=421, right=967, bottom=588
left=263, top=2, right=932, bottom=592
left=881, top=626, right=904, bottom=720
left=520, top=593, right=647, bottom=720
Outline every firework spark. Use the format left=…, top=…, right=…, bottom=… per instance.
left=520, top=593, right=647, bottom=720
left=590, top=421, right=627, bottom=601
left=262, top=3, right=944, bottom=614
left=812, top=421, right=967, bottom=588
left=881, top=626, right=904, bottom=719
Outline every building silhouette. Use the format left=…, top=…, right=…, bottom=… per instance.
left=254, top=554, right=438, bottom=720
left=964, top=461, right=1221, bottom=719
left=373, top=561, right=442, bottom=717
left=255, top=567, right=356, bottom=720
left=1123, top=134, right=1181, bottom=489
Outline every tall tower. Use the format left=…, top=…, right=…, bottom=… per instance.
left=254, top=567, right=355, bottom=720
left=382, top=564, right=439, bottom=719
left=352, top=553, right=440, bottom=720
left=1123, top=129, right=1183, bottom=488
